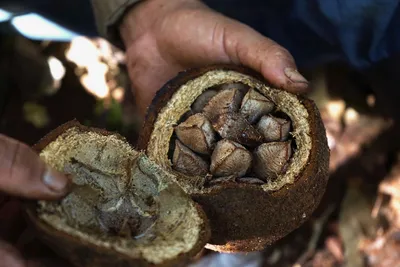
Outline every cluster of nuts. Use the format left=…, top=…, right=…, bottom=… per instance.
left=171, top=83, right=293, bottom=184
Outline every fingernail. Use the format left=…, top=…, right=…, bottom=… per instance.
left=284, top=68, right=308, bottom=84
left=42, top=168, right=69, bottom=193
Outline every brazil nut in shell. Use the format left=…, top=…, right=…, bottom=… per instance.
left=138, top=65, right=330, bottom=252
left=25, top=120, right=210, bottom=267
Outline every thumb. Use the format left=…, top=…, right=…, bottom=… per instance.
left=0, top=135, right=70, bottom=200
left=221, top=19, right=309, bottom=93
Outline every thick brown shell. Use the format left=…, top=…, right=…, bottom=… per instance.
left=25, top=120, right=211, bottom=267
left=138, top=65, right=330, bottom=252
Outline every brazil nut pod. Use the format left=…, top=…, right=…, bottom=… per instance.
left=138, top=65, right=330, bottom=252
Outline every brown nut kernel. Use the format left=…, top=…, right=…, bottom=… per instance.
left=240, top=89, right=275, bottom=123
left=192, top=90, right=218, bottom=113
left=207, top=175, right=236, bottom=185
left=218, top=82, right=249, bottom=92
left=211, top=113, right=263, bottom=147
left=172, top=140, right=209, bottom=176
left=210, top=139, right=252, bottom=177
left=253, top=141, right=292, bottom=181
left=236, top=177, right=265, bottom=185
left=203, top=88, right=244, bottom=120
left=257, top=115, right=291, bottom=142
left=175, top=113, right=216, bottom=154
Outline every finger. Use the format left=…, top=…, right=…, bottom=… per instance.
left=222, top=19, right=309, bottom=93
left=0, top=241, right=26, bottom=267
left=0, top=135, right=70, bottom=200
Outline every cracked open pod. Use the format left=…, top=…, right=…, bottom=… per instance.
left=25, top=121, right=210, bottom=267
left=138, top=65, right=330, bottom=252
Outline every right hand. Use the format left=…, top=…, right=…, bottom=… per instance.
left=0, top=134, right=70, bottom=266
left=120, top=0, right=310, bottom=116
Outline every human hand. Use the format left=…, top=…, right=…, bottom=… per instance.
left=120, top=0, right=309, bottom=116
left=0, top=134, right=70, bottom=266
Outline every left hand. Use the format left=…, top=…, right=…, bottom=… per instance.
left=0, top=134, right=71, bottom=266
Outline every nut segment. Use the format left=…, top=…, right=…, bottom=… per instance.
left=240, top=89, right=275, bottom=123
left=192, top=90, right=218, bottom=113
left=202, top=88, right=244, bottom=120
left=175, top=113, right=216, bottom=155
left=253, top=141, right=292, bottom=181
left=210, top=139, right=252, bottom=177
left=217, top=82, right=249, bottom=94
left=212, top=112, right=263, bottom=147
left=236, top=177, right=265, bottom=184
left=172, top=140, right=209, bottom=176
left=257, top=115, right=291, bottom=142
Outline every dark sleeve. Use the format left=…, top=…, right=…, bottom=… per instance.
left=203, top=0, right=400, bottom=70
left=7, top=0, right=400, bottom=70
left=90, top=0, right=141, bottom=49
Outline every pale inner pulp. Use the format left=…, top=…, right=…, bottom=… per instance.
left=38, top=128, right=204, bottom=264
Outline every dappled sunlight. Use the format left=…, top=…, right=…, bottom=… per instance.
left=47, top=56, right=66, bottom=90
left=65, top=36, right=125, bottom=102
